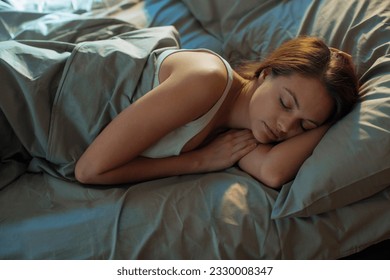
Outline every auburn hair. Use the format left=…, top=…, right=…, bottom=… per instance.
left=236, top=36, right=359, bottom=123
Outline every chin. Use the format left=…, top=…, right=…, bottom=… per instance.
left=251, top=120, right=277, bottom=144
left=253, top=130, right=270, bottom=144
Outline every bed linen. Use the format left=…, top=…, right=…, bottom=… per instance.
left=0, top=0, right=389, bottom=259
left=0, top=25, right=179, bottom=181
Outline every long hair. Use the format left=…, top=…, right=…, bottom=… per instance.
left=236, top=37, right=359, bottom=123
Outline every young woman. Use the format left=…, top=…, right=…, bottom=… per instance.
left=75, top=36, right=359, bottom=188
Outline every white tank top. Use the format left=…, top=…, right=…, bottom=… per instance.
left=141, top=49, right=234, bottom=158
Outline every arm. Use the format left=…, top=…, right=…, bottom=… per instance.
left=76, top=129, right=257, bottom=184
left=75, top=51, right=256, bottom=185
left=238, top=125, right=330, bottom=188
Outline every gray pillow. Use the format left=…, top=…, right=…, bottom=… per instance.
left=180, top=0, right=390, bottom=217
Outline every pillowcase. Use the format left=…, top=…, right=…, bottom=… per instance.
left=272, top=56, right=390, bottom=218
left=145, top=0, right=223, bottom=54
left=181, top=0, right=390, bottom=217
left=181, top=0, right=388, bottom=77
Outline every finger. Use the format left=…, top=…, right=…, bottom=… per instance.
left=229, top=143, right=257, bottom=165
left=231, top=138, right=258, bottom=154
left=231, top=131, right=257, bottom=145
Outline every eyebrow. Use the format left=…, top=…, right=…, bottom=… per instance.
left=284, top=87, right=321, bottom=127
left=284, top=87, right=300, bottom=109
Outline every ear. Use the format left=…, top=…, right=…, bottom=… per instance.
left=262, top=67, right=272, bottom=78
left=258, top=67, right=272, bottom=83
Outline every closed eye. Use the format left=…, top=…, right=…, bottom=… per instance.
left=279, top=97, right=290, bottom=110
left=301, top=120, right=318, bottom=131
left=300, top=121, right=309, bottom=131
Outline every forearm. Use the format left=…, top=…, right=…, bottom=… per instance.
left=75, top=129, right=257, bottom=185
left=239, top=125, right=330, bottom=188
left=76, top=151, right=205, bottom=185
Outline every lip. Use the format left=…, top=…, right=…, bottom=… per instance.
left=263, top=122, right=278, bottom=142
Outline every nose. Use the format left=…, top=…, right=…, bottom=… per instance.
left=277, top=115, right=297, bottom=135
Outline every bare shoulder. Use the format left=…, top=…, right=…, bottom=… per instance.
left=159, top=50, right=229, bottom=97
left=133, top=50, right=231, bottom=136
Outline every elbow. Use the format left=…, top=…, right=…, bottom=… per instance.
left=260, top=173, right=286, bottom=189
left=239, top=156, right=286, bottom=189
left=74, top=159, right=100, bottom=185
left=255, top=165, right=291, bottom=189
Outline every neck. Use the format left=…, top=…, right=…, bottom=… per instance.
left=221, top=72, right=255, bottom=129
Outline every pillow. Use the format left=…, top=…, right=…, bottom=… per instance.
left=181, top=0, right=390, bottom=217
left=181, top=0, right=389, bottom=76
left=180, top=0, right=266, bottom=40
left=272, top=56, right=390, bottom=218
left=144, top=0, right=223, bottom=54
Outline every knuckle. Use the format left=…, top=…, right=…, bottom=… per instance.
left=225, top=133, right=235, bottom=140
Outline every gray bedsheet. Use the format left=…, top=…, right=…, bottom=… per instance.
left=2, top=163, right=390, bottom=259
left=0, top=22, right=179, bottom=183
left=1, top=0, right=390, bottom=260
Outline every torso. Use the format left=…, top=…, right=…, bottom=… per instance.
left=180, top=110, right=221, bottom=153
left=141, top=49, right=237, bottom=158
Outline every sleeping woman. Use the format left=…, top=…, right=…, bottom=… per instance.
left=74, top=36, right=359, bottom=188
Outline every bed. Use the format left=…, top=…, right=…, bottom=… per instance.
left=0, top=0, right=389, bottom=260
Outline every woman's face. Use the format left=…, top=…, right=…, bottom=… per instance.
left=249, top=71, right=334, bottom=143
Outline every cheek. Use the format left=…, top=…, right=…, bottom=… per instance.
left=311, top=97, right=335, bottom=124
left=248, top=97, right=280, bottom=143
left=324, top=101, right=336, bottom=122
left=249, top=93, right=277, bottom=121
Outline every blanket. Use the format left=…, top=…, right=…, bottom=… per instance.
left=0, top=25, right=180, bottom=186
left=1, top=0, right=390, bottom=260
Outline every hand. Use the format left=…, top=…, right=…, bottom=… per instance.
left=193, top=129, right=258, bottom=172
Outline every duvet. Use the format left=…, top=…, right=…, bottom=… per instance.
left=0, top=25, right=179, bottom=184
left=1, top=0, right=390, bottom=260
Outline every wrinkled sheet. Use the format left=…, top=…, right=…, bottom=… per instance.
left=2, top=167, right=390, bottom=259
left=0, top=23, right=179, bottom=182
left=1, top=0, right=390, bottom=260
